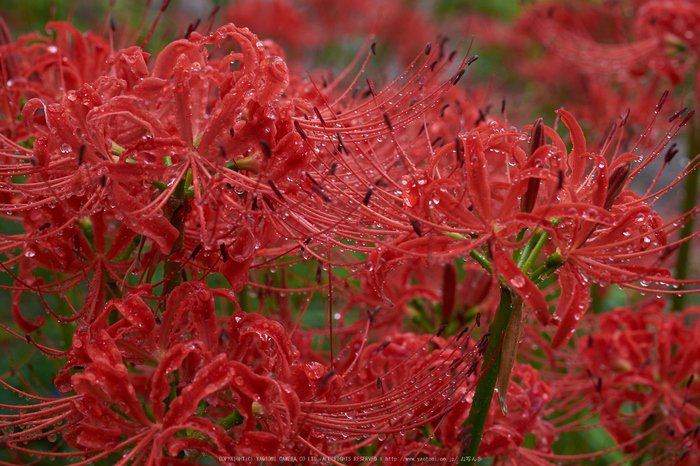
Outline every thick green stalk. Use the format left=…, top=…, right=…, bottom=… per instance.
left=672, top=118, right=699, bottom=310
left=460, top=287, right=513, bottom=465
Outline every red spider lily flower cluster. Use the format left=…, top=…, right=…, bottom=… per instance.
left=0, top=2, right=700, bottom=465
left=516, top=298, right=700, bottom=465
left=0, top=283, right=488, bottom=464
left=503, top=0, right=700, bottom=131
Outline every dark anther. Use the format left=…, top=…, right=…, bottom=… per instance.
left=313, top=106, right=326, bottom=126
left=456, top=326, right=469, bottom=341
left=110, top=17, right=117, bottom=32
left=410, top=218, right=423, bottom=236
left=452, top=69, right=465, bottom=85
left=620, top=108, right=630, bottom=126
left=39, top=222, right=50, bottom=231
left=219, top=329, right=230, bottom=346
left=680, top=110, right=695, bottom=128
left=100, top=174, right=107, bottom=187
left=78, top=144, right=86, bottom=166
left=184, top=19, right=200, bottom=40
left=321, top=74, right=327, bottom=88
left=169, top=204, right=183, bottom=223
left=329, top=162, right=338, bottom=175
left=376, top=376, right=382, bottom=390
left=366, top=307, right=378, bottom=326
left=655, top=90, right=669, bottom=112
left=475, top=312, right=481, bottom=327
left=669, top=107, right=688, bottom=123
left=305, top=172, right=321, bottom=188
left=311, top=185, right=331, bottom=203
left=30, top=156, right=38, bottom=166
left=557, top=169, right=564, bottom=191
left=263, top=196, right=276, bottom=211
left=376, top=341, right=391, bottom=352
left=363, top=187, right=373, bottom=206
left=455, top=137, right=464, bottom=165
left=475, top=104, right=491, bottom=125
left=466, top=360, right=479, bottom=377
left=336, top=132, right=349, bottom=155
left=429, top=60, right=438, bottom=71
left=73, top=233, right=80, bottom=252
left=466, top=54, right=479, bottom=66
left=294, top=120, right=308, bottom=140
left=383, top=112, right=393, bottom=131
left=425, top=42, right=432, bottom=55
left=370, top=42, right=377, bottom=55
left=436, top=324, right=447, bottom=337
left=259, top=140, right=271, bottom=159
left=366, top=78, right=376, bottom=97
left=230, top=128, right=234, bottom=137
left=268, top=179, right=284, bottom=200
left=664, top=143, right=678, bottom=163
left=440, top=104, right=450, bottom=117
left=501, top=96, right=506, bottom=114
left=190, top=244, right=202, bottom=259
left=220, top=243, right=228, bottom=263
left=318, top=369, right=336, bottom=389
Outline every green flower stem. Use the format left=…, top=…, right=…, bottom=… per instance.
left=217, top=410, right=244, bottom=430
left=515, top=230, right=540, bottom=270
left=470, top=249, right=492, bottom=274
left=673, top=118, right=699, bottom=310
left=511, top=228, right=528, bottom=263
left=460, top=287, right=513, bottom=466
left=519, top=230, right=549, bottom=273
left=529, top=251, right=563, bottom=283
left=444, top=231, right=493, bottom=274
left=517, top=219, right=561, bottom=274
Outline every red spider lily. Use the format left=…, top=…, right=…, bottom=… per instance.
left=0, top=21, right=114, bottom=137
left=0, top=282, right=487, bottom=464
left=226, top=0, right=436, bottom=65
left=492, top=1, right=687, bottom=128
left=518, top=298, right=700, bottom=465
left=0, top=23, right=303, bottom=335
left=3, top=5, right=700, bottom=465
left=0, top=20, right=473, bottom=324
left=300, top=90, right=698, bottom=347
